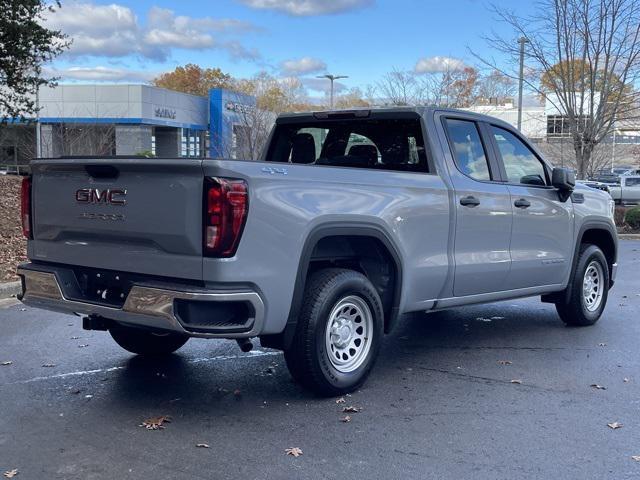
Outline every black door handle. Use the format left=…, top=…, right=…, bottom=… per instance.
left=514, top=198, right=531, bottom=209
left=460, top=195, right=480, bottom=207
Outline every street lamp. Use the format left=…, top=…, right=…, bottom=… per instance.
left=316, top=74, right=348, bottom=109
left=517, top=37, right=529, bottom=131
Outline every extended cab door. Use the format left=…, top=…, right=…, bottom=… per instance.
left=441, top=116, right=513, bottom=296
left=487, top=125, right=573, bottom=289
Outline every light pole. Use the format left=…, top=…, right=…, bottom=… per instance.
left=316, top=74, right=348, bottom=109
left=517, top=37, right=529, bottom=131
left=606, top=101, right=617, bottom=173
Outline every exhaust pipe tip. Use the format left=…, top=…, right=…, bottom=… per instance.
left=236, top=338, right=253, bottom=353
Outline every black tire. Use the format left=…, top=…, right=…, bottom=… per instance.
left=284, top=268, right=384, bottom=397
left=109, top=324, right=189, bottom=355
left=555, top=244, right=610, bottom=326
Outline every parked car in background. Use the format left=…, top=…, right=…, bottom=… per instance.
left=577, top=180, right=611, bottom=195
left=608, top=175, right=640, bottom=205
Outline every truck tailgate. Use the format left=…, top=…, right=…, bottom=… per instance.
left=29, top=158, right=204, bottom=280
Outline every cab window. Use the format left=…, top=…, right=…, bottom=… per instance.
left=491, top=126, right=548, bottom=186
left=444, top=119, right=492, bottom=181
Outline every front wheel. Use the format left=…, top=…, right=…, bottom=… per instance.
left=284, top=268, right=384, bottom=396
left=555, top=244, right=610, bottom=326
left=109, top=324, right=189, bottom=355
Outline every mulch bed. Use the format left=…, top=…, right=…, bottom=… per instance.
left=0, top=176, right=27, bottom=282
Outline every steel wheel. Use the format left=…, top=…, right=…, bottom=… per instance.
left=324, top=295, right=373, bottom=373
left=583, top=260, right=604, bottom=312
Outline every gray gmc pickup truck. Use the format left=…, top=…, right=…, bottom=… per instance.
left=17, top=107, right=618, bottom=396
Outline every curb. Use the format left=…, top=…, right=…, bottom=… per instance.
left=618, top=234, right=640, bottom=240
left=0, top=281, right=21, bottom=299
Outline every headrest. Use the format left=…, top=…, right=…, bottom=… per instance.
left=291, top=133, right=316, bottom=164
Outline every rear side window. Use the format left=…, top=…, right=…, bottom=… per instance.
left=265, top=118, right=429, bottom=173
left=626, top=178, right=640, bottom=187
left=444, top=119, right=491, bottom=181
left=491, top=126, right=548, bottom=186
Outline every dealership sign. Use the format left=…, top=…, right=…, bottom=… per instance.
left=154, top=107, right=176, bottom=119
left=225, top=101, right=254, bottom=115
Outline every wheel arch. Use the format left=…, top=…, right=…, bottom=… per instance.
left=260, top=223, right=403, bottom=350
left=576, top=221, right=617, bottom=286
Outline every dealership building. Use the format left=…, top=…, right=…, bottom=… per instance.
left=0, top=84, right=257, bottom=171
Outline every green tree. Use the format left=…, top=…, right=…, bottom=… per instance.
left=153, top=64, right=234, bottom=97
left=0, top=0, right=70, bottom=121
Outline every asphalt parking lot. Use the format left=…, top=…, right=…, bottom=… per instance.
left=1, top=241, right=640, bottom=480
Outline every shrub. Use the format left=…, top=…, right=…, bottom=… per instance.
left=624, top=206, right=640, bottom=229
left=614, top=206, right=627, bottom=227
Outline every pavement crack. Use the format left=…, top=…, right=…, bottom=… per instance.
left=415, top=366, right=569, bottom=393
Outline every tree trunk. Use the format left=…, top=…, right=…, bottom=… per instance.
left=573, top=135, right=594, bottom=179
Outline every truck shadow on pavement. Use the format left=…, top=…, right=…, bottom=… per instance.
left=99, top=299, right=608, bottom=414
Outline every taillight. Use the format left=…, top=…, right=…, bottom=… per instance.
left=21, top=176, right=32, bottom=239
left=204, top=177, right=248, bottom=257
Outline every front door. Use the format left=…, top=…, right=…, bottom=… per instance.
left=442, top=117, right=513, bottom=297
left=489, top=125, right=573, bottom=289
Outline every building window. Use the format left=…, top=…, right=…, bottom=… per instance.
left=547, top=115, right=589, bottom=137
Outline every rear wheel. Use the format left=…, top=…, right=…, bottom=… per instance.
left=284, top=268, right=384, bottom=396
left=555, top=244, right=609, bottom=326
left=109, top=325, right=189, bottom=355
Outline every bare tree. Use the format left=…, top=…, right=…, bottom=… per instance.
left=476, top=70, right=517, bottom=104
left=477, top=0, right=640, bottom=177
left=376, top=68, right=424, bottom=106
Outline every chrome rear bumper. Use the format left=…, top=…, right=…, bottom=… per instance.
left=17, top=266, right=264, bottom=339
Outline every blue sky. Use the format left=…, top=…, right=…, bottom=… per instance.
left=45, top=0, right=537, bottom=96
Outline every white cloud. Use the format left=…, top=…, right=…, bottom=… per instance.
left=414, top=56, right=467, bottom=74
left=237, top=0, right=372, bottom=16
left=302, top=77, right=347, bottom=94
left=280, top=57, right=327, bottom=74
left=45, top=66, right=157, bottom=82
left=44, top=2, right=259, bottom=61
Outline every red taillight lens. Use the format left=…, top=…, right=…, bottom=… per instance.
left=21, top=176, right=32, bottom=239
left=204, top=177, right=248, bottom=257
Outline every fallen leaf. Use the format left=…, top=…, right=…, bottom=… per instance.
left=335, top=397, right=346, bottom=404
left=510, top=379, right=523, bottom=384
left=196, top=443, right=210, bottom=449
left=285, top=447, right=303, bottom=457
left=140, top=415, right=171, bottom=430
left=498, top=360, right=512, bottom=365
left=590, top=384, right=607, bottom=390
left=342, top=406, right=362, bottom=413
left=1, top=361, right=12, bottom=366
left=607, top=422, right=623, bottom=430
left=632, top=455, right=640, bottom=462
left=3, top=469, right=18, bottom=478
left=340, top=415, right=352, bottom=423
left=42, top=363, right=56, bottom=368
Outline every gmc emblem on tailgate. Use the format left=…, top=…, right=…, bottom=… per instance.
left=75, top=188, right=127, bottom=206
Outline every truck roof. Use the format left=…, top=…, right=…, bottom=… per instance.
left=276, top=106, right=516, bottom=129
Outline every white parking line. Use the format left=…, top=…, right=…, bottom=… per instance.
left=5, top=349, right=282, bottom=386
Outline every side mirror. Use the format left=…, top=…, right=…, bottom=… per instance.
left=552, top=167, right=575, bottom=202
